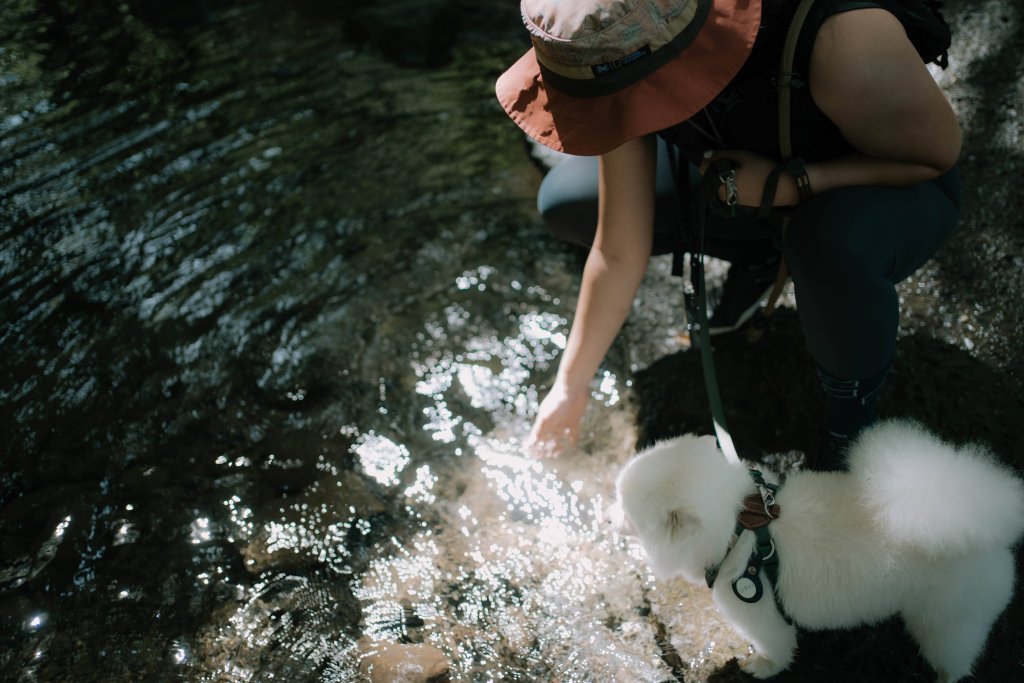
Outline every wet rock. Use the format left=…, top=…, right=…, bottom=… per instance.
left=339, top=469, right=389, bottom=517
left=357, top=639, right=451, bottom=683
left=0, top=593, right=38, bottom=633
left=0, top=485, right=95, bottom=592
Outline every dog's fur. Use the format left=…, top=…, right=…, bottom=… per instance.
left=614, top=420, right=1024, bottom=682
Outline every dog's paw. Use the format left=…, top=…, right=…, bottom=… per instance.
left=739, top=654, right=783, bottom=679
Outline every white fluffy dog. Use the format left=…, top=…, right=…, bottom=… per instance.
left=614, top=419, right=1024, bottom=682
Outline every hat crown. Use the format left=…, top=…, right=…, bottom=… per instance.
left=495, top=0, right=761, bottom=156
left=523, top=0, right=639, bottom=41
left=521, top=0, right=701, bottom=71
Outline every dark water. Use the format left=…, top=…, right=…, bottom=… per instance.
left=2, top=1, right=709, bottom=680
left=3, top=1, right=1023, bottom=682
left=0, top=0, right=574, bottom=679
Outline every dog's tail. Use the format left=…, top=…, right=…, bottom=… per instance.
left=848, top=419, right=1024, bottom=555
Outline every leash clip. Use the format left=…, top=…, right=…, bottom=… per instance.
left=719, top=169, right=739, bottom=215
left=757, top=484, right=777, bottom=517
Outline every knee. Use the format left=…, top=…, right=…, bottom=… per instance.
left=538, top=197, right=597, bottom=248
left=783, top=203, right=883, bottom=290
left=537, top=159, right=599, bottom=248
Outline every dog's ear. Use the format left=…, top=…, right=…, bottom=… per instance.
left=667, top=508, right=700, bottom=539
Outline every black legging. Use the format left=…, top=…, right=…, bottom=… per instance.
left=537, top=138, right=961, bottom=383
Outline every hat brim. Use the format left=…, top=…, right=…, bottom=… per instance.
left=495, top=0, right=762, bottom=156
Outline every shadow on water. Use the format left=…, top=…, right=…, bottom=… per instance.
left=633, top=310, right=1024, bottom=460
left=2, top=0, right=1023, bottom=682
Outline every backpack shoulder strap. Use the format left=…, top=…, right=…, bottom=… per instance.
left=778, top=0, right=820, bottom=160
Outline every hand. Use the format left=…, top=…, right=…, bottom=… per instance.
left=699, top=149, right=800, bottom=208
left=526, top=382, right=589, bottom=458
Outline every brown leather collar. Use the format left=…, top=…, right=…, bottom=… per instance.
left=737, top=492, right=781, bottom=530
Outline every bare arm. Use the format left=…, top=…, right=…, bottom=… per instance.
left=706, top=8, right=961, bottom=205
left=557, top=136, right=656, bottom=390
left=528, top=135, right=656, bottom=454
left=805, top=8, right=961, bottom=193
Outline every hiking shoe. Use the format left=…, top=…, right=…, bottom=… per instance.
left=708, top=258, right=780, bottom=335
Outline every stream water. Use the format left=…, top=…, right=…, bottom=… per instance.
left=2, top=1, right=1022, bottom=682
left=0, top=1, right=721, bottom=680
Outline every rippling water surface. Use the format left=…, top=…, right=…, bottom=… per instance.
left=3, top=1, right=1022, bottom=682
left=0, top=1, right=732, bottom=680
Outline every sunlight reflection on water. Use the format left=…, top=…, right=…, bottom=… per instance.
left=354, top=434, right=412, bottom=488
left=352, top=431, right=750, bottom=681
left=344, top=276, right=750, bottom=681
left=190, top=264, right=749, bottom=682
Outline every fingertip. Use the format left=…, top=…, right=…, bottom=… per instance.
left=525, top=436, right=553, bottom=459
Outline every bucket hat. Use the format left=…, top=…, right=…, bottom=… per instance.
left=496, top=0, right=761, bottom=156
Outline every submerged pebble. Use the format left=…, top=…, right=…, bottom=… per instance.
left=357, top=639, right=451, bottom=683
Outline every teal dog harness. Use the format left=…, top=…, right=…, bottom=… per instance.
left=705, top=470, right=792, bottom=624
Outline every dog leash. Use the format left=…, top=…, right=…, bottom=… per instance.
left=669, top=150, right=741, bottom=465
left=668, top=0, right=819, bottom=464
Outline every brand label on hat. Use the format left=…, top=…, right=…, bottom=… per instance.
left=591, top=45, right=651, bottom=77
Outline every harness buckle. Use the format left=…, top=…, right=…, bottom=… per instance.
left=757, top=483, right=777, bottom=516
left=719, top=168, right=739, bottom=214
left=759, top=538, right=777, bottom=562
